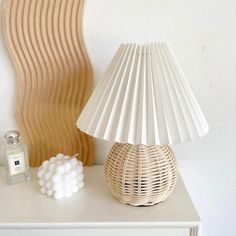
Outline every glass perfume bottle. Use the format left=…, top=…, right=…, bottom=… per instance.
left=1, top=130, right=31, bottom=184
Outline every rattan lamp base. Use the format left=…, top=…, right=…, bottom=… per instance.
left=104, top=143, right=178, bottom=206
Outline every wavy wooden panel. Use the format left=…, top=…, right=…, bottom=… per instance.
left=1, top=0, right=94, bottom=167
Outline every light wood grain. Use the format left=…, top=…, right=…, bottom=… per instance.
left=1, top=0, right=94, bottom=167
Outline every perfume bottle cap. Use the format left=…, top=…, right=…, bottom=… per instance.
left=4, top=130, right=20, bottom=145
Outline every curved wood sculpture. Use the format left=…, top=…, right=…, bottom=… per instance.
left=1, top=0, right=94, bottom=166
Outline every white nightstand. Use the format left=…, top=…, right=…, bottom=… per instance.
left=0, top=166, right=201, bottom=236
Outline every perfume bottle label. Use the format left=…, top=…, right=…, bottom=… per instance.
left=7, top=151, right=26, bottom=176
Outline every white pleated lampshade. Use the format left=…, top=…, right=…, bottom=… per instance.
left=76, top=42, right=209, bottom=145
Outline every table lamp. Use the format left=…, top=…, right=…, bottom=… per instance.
left=76, top=42, right=209, bottom=206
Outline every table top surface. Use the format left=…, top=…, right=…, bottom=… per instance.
left=0, top=165, right=200, bottom=228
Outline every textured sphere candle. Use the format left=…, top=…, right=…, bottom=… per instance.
left=37, top=153, right=84, bottom=199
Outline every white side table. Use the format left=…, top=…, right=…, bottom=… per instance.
left=0, top=166, right=201, bottom=236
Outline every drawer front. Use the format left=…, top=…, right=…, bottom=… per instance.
left=0, top=228, right=194, bottom=236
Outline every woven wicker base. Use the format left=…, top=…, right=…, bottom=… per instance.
left=104, top=143, right=178, bottom=206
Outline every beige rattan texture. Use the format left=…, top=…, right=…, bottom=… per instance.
left=104, top=143, right=178, bottom=206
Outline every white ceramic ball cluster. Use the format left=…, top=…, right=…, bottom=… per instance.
left=37, top=153, right=84, bottom=200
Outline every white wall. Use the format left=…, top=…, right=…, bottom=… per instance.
left=83, top=1, right=236, bottom=236
left=0, top=0, right=235, bottom=235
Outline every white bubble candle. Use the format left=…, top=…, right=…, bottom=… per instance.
left=37, top=153, right=84, bottom=200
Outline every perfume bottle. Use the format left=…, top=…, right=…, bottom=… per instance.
left=1, top=130, right=31, bottom=184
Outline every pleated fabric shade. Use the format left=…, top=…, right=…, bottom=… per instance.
left=77, top=42, right=209, bottom=145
